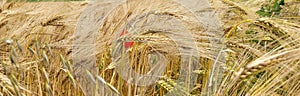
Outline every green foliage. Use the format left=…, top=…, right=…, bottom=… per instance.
left=256, top=0, right=285, bottom=17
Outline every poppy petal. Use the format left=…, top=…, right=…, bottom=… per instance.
left=120, top=29, right=134, bottom=48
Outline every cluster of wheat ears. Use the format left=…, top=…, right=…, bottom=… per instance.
left=0, top=0, right=300, bottom=96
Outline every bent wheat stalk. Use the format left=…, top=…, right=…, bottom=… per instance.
left=233, top=48, right=300, bottom=81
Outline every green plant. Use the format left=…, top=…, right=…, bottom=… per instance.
left=256, top=0, right=285, bottom=17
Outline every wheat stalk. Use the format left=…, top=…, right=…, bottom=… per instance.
left=233, top=48, right=300, bottom=81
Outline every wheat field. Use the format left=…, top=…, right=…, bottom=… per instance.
left=0, top=0, right=300, bottom=96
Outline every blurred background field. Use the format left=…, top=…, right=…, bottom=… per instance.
left=7, top=0, right=83, bottom=2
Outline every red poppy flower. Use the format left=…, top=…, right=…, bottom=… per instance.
left=120, top=29, right=134, bottom=48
